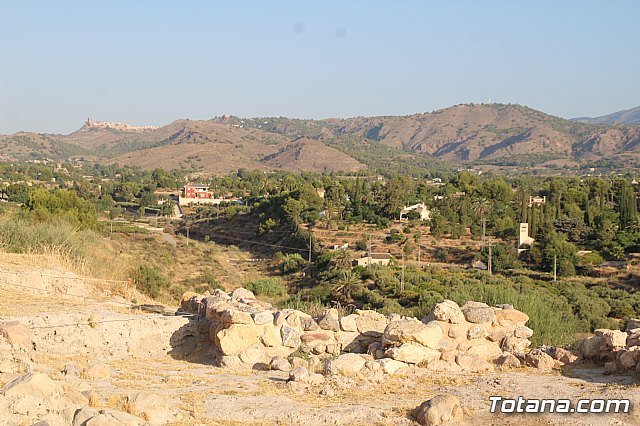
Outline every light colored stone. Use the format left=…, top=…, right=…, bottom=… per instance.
left=220, top=309, right=253, bottom=325
left=1, top=372, right=56, bottom=398
left=0, top=321, right=31, bottom=349
left=339, top=314, right=359, bottom=332
left=455, top=354, right=493, bottom=372
left=494, top=307, right=529, bottom=325
left=383, top=320, right=443, bottom=349
left=414, top=394, right=463, bottom=426
left=231, top=288, right=255, bottom=301
left=514, top=326, right=533, bottom=339
left=525, top=349, right=555, bottom=371
left=447, top=323, right=469, bottom=339
left=269, top=356, right=291, bottom=372
left=128, top=391, right=174, bottom=425
left=238, top=345, right=270, bottom=365
left=431, top=300, right=465, bottom=324
left=325, top=353, right=366, bottom=376
left=461, top=301, right=495, bottom=324
left=502, top=336, right=531, bottom=354
left=82, top=362, right=111, bottom=380
left=216, top=324, right=259, bottom=356
left=596, top=329, right=627, bottom=348
left=619, top=347, right=640, bottom=370
left=289, top=366, right=309, bottom=382
left=355, top=309, right=388, bottom=336
left=318, top=308, right=341, bottom=331
left=375, top=358, right=409, bottom=374
left=73, top=407, right=99, bottom=426
left=252, top=311, right=274, bottom=325
left=257, top=323, right=282, bottom=347
left=467, top=325, right=488, bottom=340
left=553, top=347, right=580, bottom=364
left=280, top=325, right=301, bottom=348
left=385, top=343, right=440, bottom=365
left=496, top=353, right=521, bottom=368
left=466, top=342, right=502, bottom=361
left=581, top=335, right=605, bottom=359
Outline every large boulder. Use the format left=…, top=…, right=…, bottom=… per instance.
left=581, top=335, right=605, bottom=359
left=318, top=309, right=341, bottom=331
left=595, top=329, right=627, bottom=349
left=414, top=394, right=463, bottom=426
left=339, top=314, right=359, bottom=332
left=466, top=342, right=502, bottom=361
left=525, top=349, right=555, bottom=371
left=216, top=324, right=260, bottom=356
left=355, top=310, right=388, bottom=337
left=325, top=353, right=366, bottom=376
left=431, top=300, right=465, bottom=324
left=383, top=320, right=443, bottom=349
left=231, top=288, right=256, bottom=301
left=375, top=358, right=409, bottom=375
left=494, top=307, right=529, bottom=326
left=455, top=354, right=493, bottom=372
left=280, top=325, right=302, bottom=348
left=461, top=301, right=495, bottom=324
left=127, top=391, right=175, bottom=425
left=0, top=321, right=31, bottom=349
left=385, top=343, right=440, bottom=365
left=1, top=372, right=57, bottom=398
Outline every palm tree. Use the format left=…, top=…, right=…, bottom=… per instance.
left=330, top=250, right=354, bottom=270
left=332, top=270, right=362, bottom=301
left=472, top=197, right=491, bottom=245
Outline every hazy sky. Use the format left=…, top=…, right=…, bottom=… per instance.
left=1, top=0, right=639, bottom=134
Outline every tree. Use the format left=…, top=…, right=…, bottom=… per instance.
left=619, top=180, right=638, bottom=230
left=541, top=232, right=578, bottom=277
left=331, top=250, right=354, bottom=270
left=472, top=197, right=491, bottom=243
left=332, top=270, right=362, bottom=301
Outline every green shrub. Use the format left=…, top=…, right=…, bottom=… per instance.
left=245, top=279, right=286, bottom=297
left=131, top=265, right=169, bottom=299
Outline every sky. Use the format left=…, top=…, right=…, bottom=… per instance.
left=1, top=0, right=639, bottom=134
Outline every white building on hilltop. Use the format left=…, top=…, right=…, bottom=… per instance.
left=399, top=203, right=431, bottom=221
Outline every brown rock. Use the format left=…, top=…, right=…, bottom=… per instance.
left=414, top=394, right=463, bottom=426
left=455, top=354, right=494, bottom=372
left=552, top=347, right=580, bottom=364
left=318, top=309, right=341, bottom=331
left=383, top=320, right=443, bottom=349
left=525, top=349, right=555, bottom=371
left=466, top=342, right=502, bottom=361
left=461, top=301, right=495, bottom=324
left=496, top=353, right=521, bottom=368
left=385, top=343, right=440, bottom=365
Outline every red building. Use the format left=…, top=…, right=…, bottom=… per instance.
left=183, top=183, right=213, bottom=199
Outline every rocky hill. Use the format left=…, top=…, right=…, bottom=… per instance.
left=573, top=106, right=640, bottom=126
left=3, top=103, right=640, bottom=172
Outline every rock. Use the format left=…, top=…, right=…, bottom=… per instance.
left=128, top=391, right=173, bottom=425
left=355, top=310, right=388, bottom=336
left=466, top=342, right=502, bottom=361
left=269, top=356, right=291, bottom=372
left=290, top=357, right=309, bottom=370
left=334, top=331, right=361, bottom=351
left=502, top=336, right=531, bottom=354
left=628, top=330, right=640, bottom=347
left=288, top=366, right=309, bottom=382
left=447, top=323, right=469, bottom=339
left=1, top=372, right=56, bottom=398
left=280, top=325, right=301, bottom=348
left=626, top=318, right=640, bottom=331
left=385, top=343, right=440, bottom=365
left=180, top=291, right=199, bottom=311
left=525, top=349, right=555, bottom=371
left=305, top=373, right=325, bottom=385
left=216, top=324, right=259, bottom=356
left=596, top=329, right=627, bottom=348
left=514, top=326, right=533, bottom=339
left=375, top=358, right=409, bottom=375
left=231, top=288, right=255, bottom=301
left=0, top=321, right=31, bottom=349
left=455, top=354, right=493, bottom=372
left=325, top=353, right=366, bottom=376
left=496, top=353, right=521, bottom=368
left=339, top=314, right=359, bottom=332
left=414, top=394, right=463, bottom=426
left=257, top=324, right=282, bottom=347
left=383, top=320, right=443, bottom=349
left=299, top=314, right=320, bottom=332
left=318, top=309, right=341, bottom=331
left=220, top=309, right=253, bottom=325
left=581, top=335, right=605, bottom=359
left=84, top=408, right=142, bottom=426
left=553, top=348, right=580, bottom=364
left=461, top=301, right=495, bottom=324
left=82, top=362, right=111, bottom=380
left=273, top=311, right=286, bottom=326
left=431, top=300, right=465, bottom=324
left=467, top=325, right=488, bottom=340
left=63, top=364, right=81, bottom=377
left=252, top=311, right=274, bottom=326
left=487, top=327, right=508, bottom=343
left=619, top=348, right=640, bottom=370
left=494, top=307, right=529, bottom=325
left=238, top=345, right=270, bottom=365
left=73, top=407, right=100, bottom=426
left=604, top=361, right=620, bottom=374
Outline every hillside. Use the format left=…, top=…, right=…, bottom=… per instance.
left=3, top=104, right=640, bottom=171
left=573, top=106, right=640, bottom=125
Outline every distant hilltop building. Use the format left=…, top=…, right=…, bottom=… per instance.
left=518, top=223, right=535, bottom=249
left=399, top=203, right=431, bottom=221
left=84, top=117, right=157, bottom=132
left=179, top=183, right=242, bottom=206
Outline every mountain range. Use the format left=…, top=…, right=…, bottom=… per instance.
left=572, top=106, right=640, bottom=126
left=2, top=103, right=640, bottom=174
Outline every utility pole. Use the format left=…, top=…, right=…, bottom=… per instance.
left=553, top=254, right=557, bottom=282
left=367, top=234, right=372, bottom=270
left=401, top=252, right=405, bottom=293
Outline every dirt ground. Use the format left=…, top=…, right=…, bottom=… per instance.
left=1, top=254, right=640, bottom=425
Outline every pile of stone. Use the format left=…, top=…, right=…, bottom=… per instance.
left=577, top=322, right=640, bottom=375
left=181, top=288, right=537, bottom=375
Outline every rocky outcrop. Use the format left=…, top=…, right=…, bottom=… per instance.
left=181, top=291, right=534, bottom=375
left=577, top=327, right=640, bottom=375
